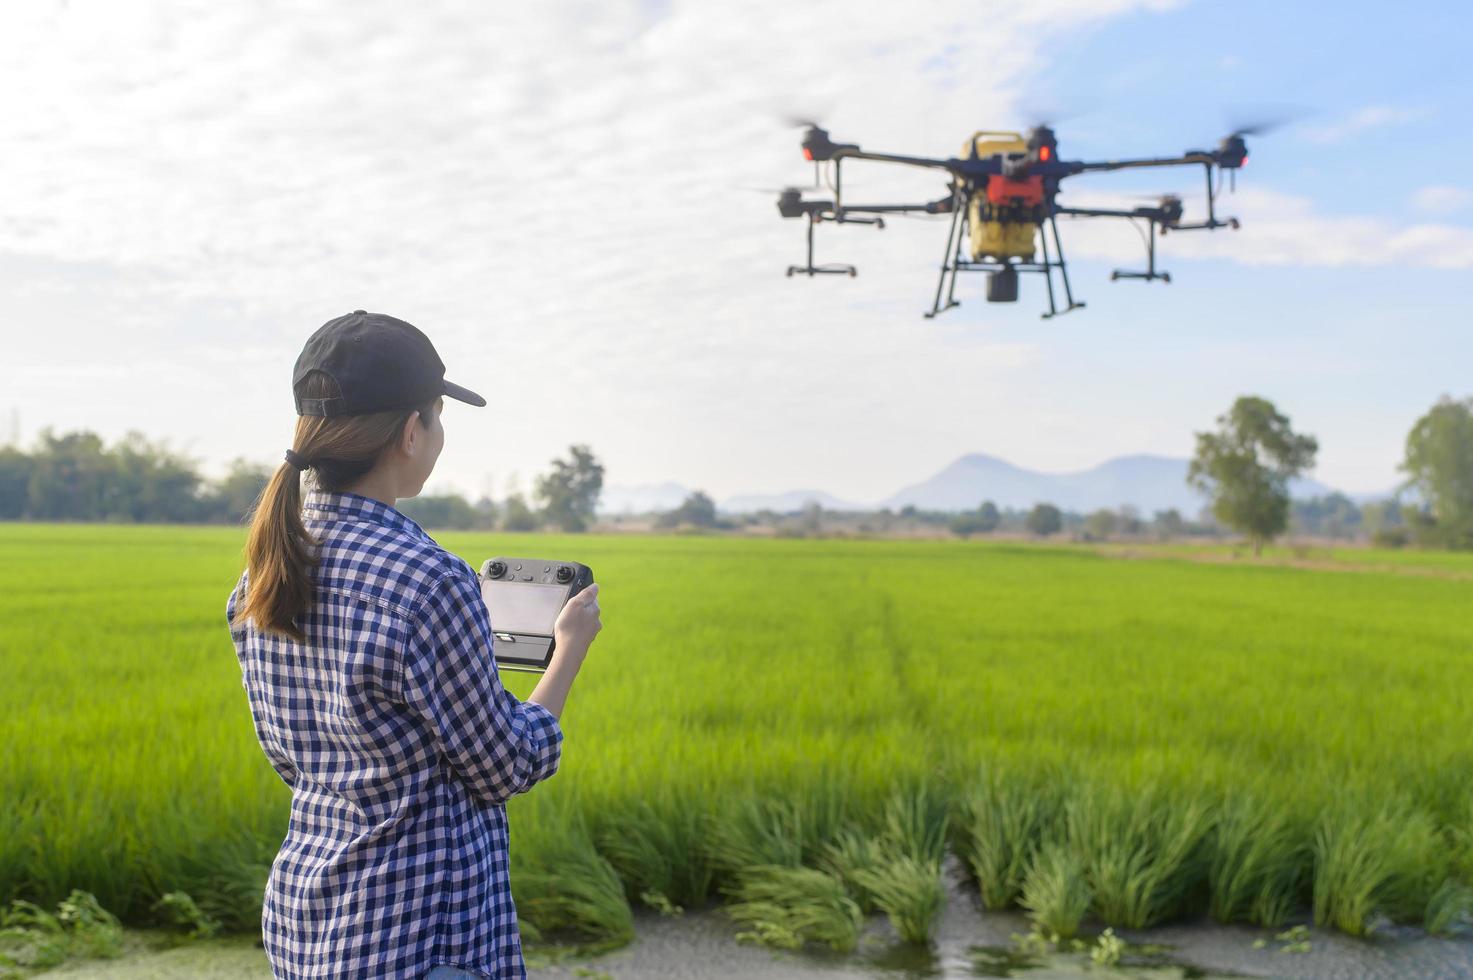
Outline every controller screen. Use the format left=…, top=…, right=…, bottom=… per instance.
left=486, top=582, right=568, bottom=635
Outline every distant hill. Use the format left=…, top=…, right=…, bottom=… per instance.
left=600, top=453, right=1372, bottom=517
left=718, top=489, right=865, bottom=515
left=882, top=453, right=1337, bottom=515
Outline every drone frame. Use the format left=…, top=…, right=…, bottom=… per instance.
left=777, top=126, right=1248, bottom=318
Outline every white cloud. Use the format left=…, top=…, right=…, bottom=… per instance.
left=1299, top=105, right=1426, bottom=144
left=1059, top=187, right=1473, bottom=270
left=1412, top=185, right=1473, bottom=214
left=0, top=0, right=1180, bottom=502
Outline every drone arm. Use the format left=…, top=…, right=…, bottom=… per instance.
left=1072, top=152, right=1217, bottom=174
left=833, top=147, right=958, bottom=172
left=836, top=195, right=955, bottom=216
left=1056, top=205, right=1166, bottom=220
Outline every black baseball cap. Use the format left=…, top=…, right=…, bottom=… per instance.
left=292, top=310, right=486, bottom=417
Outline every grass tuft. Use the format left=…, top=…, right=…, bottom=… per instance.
left=852, top=852, right=945, bottom=945
left=1208, top=794, right=1309, bottom=927
left=1019, top=837, right=1091, bottom=940
left=953, top=767, right=1058, bottom=910
left=726, top=865, right=863, bottom=952
left=1066, top=780, right=1212, bottom=929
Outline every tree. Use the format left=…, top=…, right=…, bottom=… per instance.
left=657, top=490, right=718, bottom=529
left=398, top=494, right=480, bottom=530
left=27, top=430, right=112, bottom=521
left=1399, top=395, right=1473, bottom=549
left=108, top=431, right=202, bottom=522
left=1117, top=505, right=1144, bottom=536
left=1153, top=508, right=1185, bottom=539
left=1025, top=502, right=1062, bottom=536
left=533, top=444, right=604, bottom=532
left=473, top=495, right=500, bottom=530
left=1291, top=493, right=1362, bottom=539
left=207, top=458, right=273, bottom=524
left=1083, top=508, right=1118, bottom=541
left=1187, top=396, right=1317, bottom=556
left=0, top=448, right=33, bottom=519
left=799, top=500, right=823, bottom=535
left=951, top=500, right=1001, bottom=538
left=501, top=493, right=539, bottom=532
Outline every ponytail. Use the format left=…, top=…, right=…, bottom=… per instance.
left=231, top=371, right=439, bottom=642
left=237, top=462, right=316, bottom=642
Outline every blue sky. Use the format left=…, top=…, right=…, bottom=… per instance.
left=1, top=0, right=1468, bottom=504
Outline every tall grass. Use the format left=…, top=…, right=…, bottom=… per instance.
left=5, top=524, right=1473, bottom=949
left=1020, top=837, right=1091, bottom=940
left=1312, top=797, right=1449, bottom=936
left=1065, top=780, right=1213, bottom=929
left=1208, top=794, right=1309, bottom=927
left=953, top=765, right=1060, bottom=910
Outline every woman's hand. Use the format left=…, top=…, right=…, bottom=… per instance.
left=530, top=583, right=601, bottom=718
left=552, top=583, right=601, bottom=662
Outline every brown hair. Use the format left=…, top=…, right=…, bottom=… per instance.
left=231, top=370, right=440, bottom=642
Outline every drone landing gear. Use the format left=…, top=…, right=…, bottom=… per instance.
left=786, top=211, right=882, bottom=278
left=1110, top=217, right=1172, bottom=284
left=1037, top=212, right=1085, bottom=320
left=923, top=200, right=1087, bottom=319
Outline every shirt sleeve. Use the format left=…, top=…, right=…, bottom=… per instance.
left=403, top=560, right=563, bottom=807
left=227, top=574, right=301, bottom=789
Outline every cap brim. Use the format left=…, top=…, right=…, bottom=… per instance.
left=443, top=378, right=487, bottom=407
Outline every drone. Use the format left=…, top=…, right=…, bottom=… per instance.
left=774, top=121, right=1263, bottom=318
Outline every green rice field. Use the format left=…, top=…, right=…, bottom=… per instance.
left=4, top=523, right=1472, bottom=957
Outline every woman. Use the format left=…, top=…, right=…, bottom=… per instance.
left=227, top=310, right=602, bottom=979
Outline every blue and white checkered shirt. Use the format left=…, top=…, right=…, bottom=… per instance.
left=227, top=488, right=563, bottom=979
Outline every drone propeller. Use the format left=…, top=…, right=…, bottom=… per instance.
left=1227, top=118, right=1287, bottom=138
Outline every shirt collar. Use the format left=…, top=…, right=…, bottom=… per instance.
left=303, top=488, right=428, bottom=539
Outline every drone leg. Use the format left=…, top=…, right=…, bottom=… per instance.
left=805, top=213, right=817, bottom=275
left=925, top=187, right=964, bottom=319
left=1049, top=212, right=1085, bottom=314
left=943, top=202, right=967, bottom=309
left=1038, top=220, right=1060, bottom=319
left=1203, top=162, right=1216, bottom=226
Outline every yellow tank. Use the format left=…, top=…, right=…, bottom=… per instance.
left=962, top=131, right=1039, bottom=261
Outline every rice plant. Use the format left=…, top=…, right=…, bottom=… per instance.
left=1313, top=799, right=1448, bottom=936
left=725, top=865, right=863, bottom=952
left=1065, top=780, right=1212, bottom=929
left=852, top=852, right=946, bottom=945
left=816, top=827, right=887, bottom=914
left=1019, top=838, right=1091, bottom=940
left=6, top=523, right=1473, bottom=952
left=953, top=766, right=1059, bottom=910
left=596, top=796, right=713, bottom=912
left=1208, top=794, right=1310, bottom=926
left=511, top=820, right=633, bottom=950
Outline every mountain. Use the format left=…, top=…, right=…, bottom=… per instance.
left=600, top=454, right=1376, bottom=517
left=717, top=489, right=865, bottom=515
left=882, top=453, right=1339, bottom=515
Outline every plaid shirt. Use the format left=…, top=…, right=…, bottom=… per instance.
left=227, top=488, right=563, bottom=979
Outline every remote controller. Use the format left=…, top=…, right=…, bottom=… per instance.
left=479, top=557, right=595, bottom=673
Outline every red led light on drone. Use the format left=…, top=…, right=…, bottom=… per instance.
left=802, top=147, right=813, bottom=161
left=1039, top=145, right=1051, bottom=161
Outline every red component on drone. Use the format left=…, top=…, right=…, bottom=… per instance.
left=985, top=175, right=1044, bottom=205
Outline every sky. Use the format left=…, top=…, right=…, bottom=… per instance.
left=2, top=0, right=1470, bottom=505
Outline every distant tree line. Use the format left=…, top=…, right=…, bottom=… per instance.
left=0, top=429, right=604, bottom=532
left=6, top=393, right=1470, bottom=549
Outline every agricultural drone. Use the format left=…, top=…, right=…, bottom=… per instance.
left=773, top=121, right=1267, bottom=318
